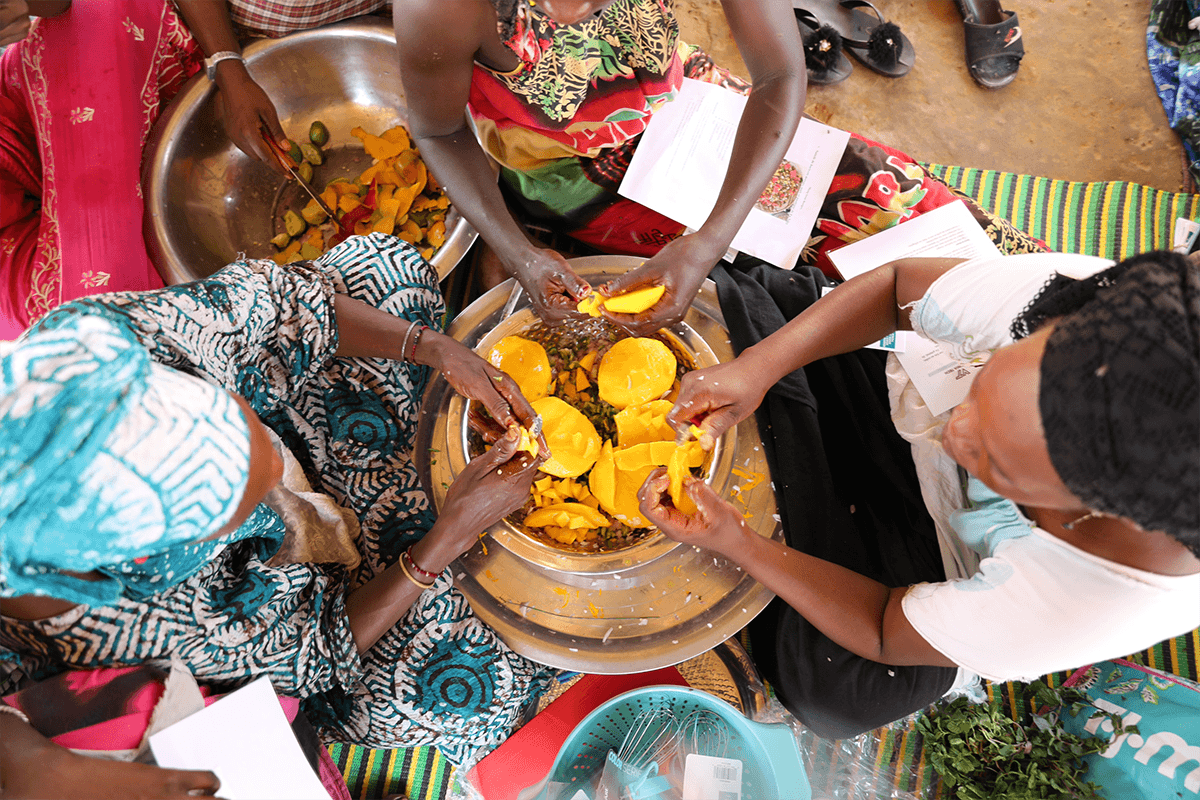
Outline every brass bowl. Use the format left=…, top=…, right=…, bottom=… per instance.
left=141, top=18, right=477, bottom=285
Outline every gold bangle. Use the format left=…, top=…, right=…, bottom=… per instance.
left=398, top=555, right=435, bottom=590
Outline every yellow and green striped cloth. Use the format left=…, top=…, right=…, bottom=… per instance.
left=326, top=165, right=1200, bottom=800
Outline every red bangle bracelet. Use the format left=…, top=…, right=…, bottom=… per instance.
left=403, top=546, right=437, bottom=581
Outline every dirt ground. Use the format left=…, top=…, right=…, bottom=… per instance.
left=674, top=1, right=1187, bottom=191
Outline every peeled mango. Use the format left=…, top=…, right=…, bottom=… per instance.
left=532, top=396, right=601, bottom=478
left=576, top=285, right=665, bottom=317
left=596, top=337, right=677, bottom=409
left=488, top=336, right=552, bottom=402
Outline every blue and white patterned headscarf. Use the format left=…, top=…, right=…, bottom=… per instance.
left=0, top=315, right=251, bottom=602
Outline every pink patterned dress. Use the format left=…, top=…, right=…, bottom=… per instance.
left=0, top=0, right=202, bottom=338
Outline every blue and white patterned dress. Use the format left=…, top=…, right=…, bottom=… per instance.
left=0, top=234, right=555, bottom=764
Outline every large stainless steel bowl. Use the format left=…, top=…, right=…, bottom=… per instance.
left=141, top=18, right=477, bottom=285
left=416, top=256, right=784, bottom=674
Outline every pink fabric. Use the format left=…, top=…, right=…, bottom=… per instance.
left=0, top=0, right=202, bottom=339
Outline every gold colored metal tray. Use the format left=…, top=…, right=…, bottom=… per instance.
left=415, top=256, right=782, bottom=673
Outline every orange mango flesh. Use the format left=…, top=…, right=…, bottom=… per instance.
left=488, top=336, right=552, bottom=402
left=596, top=337, right=677, bottom=409
left=576, top=285, right=665, bottom=317
left=531, top=396, right=601, bottom=478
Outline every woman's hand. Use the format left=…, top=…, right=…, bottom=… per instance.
left=598, top=234, right=720, bottom=336
left=422, top=330, right=547, bottom=449
left=666, top=359, right=768, bottom=448
left=637, top=468, right=748, bottom=559
left=514, top=249, right=592, bottom=325
left=213, top=64, right=288, bottom=172
left=436, top=427, right=545, bottom=553
left=0, top=715, right=223, bottom=799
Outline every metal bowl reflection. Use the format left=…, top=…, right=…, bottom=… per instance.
left=141, top=18, right=476, bottom=285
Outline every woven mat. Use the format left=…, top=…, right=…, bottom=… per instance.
left=327, top=165, right=1200, bottom=800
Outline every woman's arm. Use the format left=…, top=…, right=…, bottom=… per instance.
left=0, top=712, right=223, bottom=799
left=332, top=294, right=541, bottom=433
left=173, top=0, right=287, bottom=169
left=638, top=471, right=955, bottom=667
left=393, top=0, right=590, bottom=323
left=668, top=257, right=966, bottom=442
left=0, top=1, right=69, bottom=46
left=343, top=427, right=542, bottom=651
left=600, top=0, right=807, bottom=334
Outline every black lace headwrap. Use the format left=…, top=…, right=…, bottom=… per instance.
left=1010, top=251, right=1199, bottom=555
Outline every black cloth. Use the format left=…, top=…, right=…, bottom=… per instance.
left=711, top=258, right=955, bottom=740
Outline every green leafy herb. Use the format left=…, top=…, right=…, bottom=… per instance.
left=917, top=680, right=1136, bottom=800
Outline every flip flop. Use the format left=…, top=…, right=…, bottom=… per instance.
left=954, top=0, right=1024, bottom=89
left=794, top=7, right=853, bottom=84
left=793, top=0, right=914, bottom=78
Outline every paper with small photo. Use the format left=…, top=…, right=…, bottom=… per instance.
left=826, top=201, right=1003, bottom=416
left=618, top=78, right=850, bottom=269
left=149, top=676, right=331, bottom=800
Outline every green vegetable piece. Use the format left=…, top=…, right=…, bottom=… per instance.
left=299, top=243, right=322, bottom=261
left=308, top=120, right=330, bottom=147
left=297, top=161, right=314, bottom=183
left=286, top=140, right=303, bottom=165
left=270, top=232, right=291, bottom=249
left=283, top=209, right=306, bottom=238
left=300, top=203, right=327, bottom=226
left=299, top=142, right=324, bottom=166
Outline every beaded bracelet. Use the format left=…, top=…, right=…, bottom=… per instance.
left=398, top=555, right=434, bottom=591
left=409, top=325, right=429, bottom=362
left=0, top=703, right=31, bottom=725
left=398, top=319, right=419, bottom=363
left=402, top=546, right=437, bottom=583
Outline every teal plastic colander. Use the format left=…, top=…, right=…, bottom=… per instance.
left=538, top=685, right=811, bottom=800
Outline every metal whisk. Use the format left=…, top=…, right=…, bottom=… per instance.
left=679, top=709, right=730, bottom=758
left=616, top=706, right=681, bottom=769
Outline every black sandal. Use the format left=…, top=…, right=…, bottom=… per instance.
left=954, top=0, right=1024, bottom=89
left=795, top=7, right=853, bottom=84
left=793, top=0, right=914, bottom=78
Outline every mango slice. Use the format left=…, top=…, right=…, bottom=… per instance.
left=576, top=285, right=665, bottom=317
left=488, top=336, right=552, bottom=402
left=531, top=396, right=601, bottom=478
left=515, top=425, right=540, bottom=458
left=667, top=441, right=704, bottom=515
left=525, top=502, right=609, bottom=530
left=597, top=337, right=677, bottom=409
left=602, top=285, right=666, bottom=314
left=588, top=441, right=617, bottom=511
left=615, top=399, right=676, bottom=447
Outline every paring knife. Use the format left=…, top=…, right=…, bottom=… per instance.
left=260, top=128, right=339, bottom=222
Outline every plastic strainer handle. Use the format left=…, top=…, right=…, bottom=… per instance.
left=744, top=719, right=812, bottom=800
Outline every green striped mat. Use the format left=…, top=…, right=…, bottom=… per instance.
left=327, top=742, right=453, bottom=800
left=328, top=165, right=1200, bottom=799
left=924, top=163, right=1200, bottom=260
